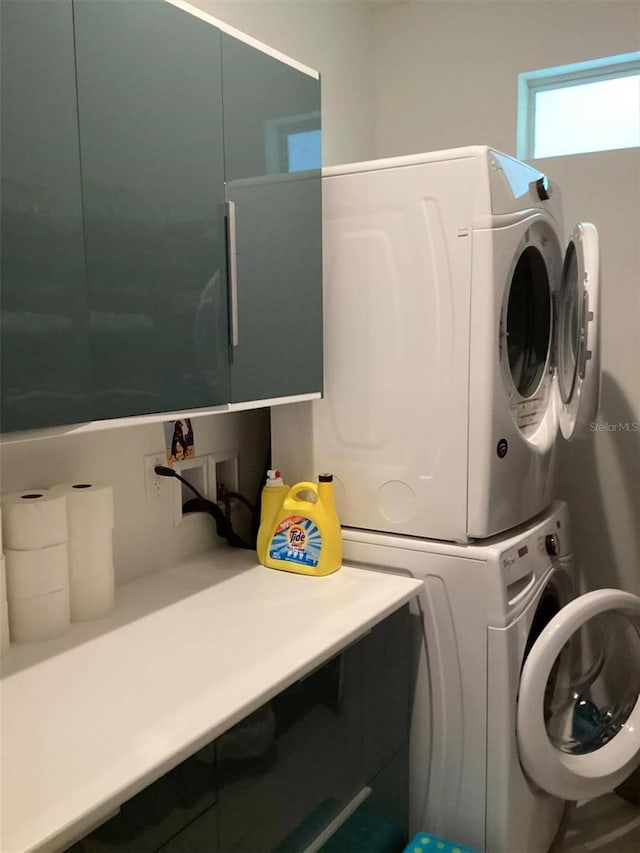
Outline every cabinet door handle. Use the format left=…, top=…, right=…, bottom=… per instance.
left=226, top=200, right=239, bottom=347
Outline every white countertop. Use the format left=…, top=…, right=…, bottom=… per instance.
left=0, top=549, right=421, bottom=853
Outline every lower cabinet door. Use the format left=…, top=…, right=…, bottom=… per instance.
left=0, top=0, right=92, bottom=433
left=65, top=743, right=217, bottom=853
left=361, top=606, right=413, bottom=779
left=216, top=648, right=363, bottom=852
left=216, top=608, right=413, bottom=853
left=74, top=0, right=230, bottom=421
left=156, top=803, right=218, bottom=853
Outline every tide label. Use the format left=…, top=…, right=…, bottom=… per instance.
left=269, top=515, right=322, bottom=567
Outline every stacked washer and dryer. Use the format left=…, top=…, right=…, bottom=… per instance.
left=272, top=147, right=640, bottom=853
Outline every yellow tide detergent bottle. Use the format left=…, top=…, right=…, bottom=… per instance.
left=262, top=474, right=342, bottom=576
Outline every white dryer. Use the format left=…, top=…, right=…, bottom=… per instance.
left=341, top=501, right=640, bottom=853
left=271, top=146, right=600, bottom=542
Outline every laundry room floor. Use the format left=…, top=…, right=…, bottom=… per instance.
left=557, top=793, right=640, bottom=852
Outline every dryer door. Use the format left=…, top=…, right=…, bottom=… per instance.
left=554, top=222, right=601, bottom=440
left=517, top=589, right=640, bottom=800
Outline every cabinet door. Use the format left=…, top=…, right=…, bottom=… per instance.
left=74, top=0, right=229, bottom=420
left=221, top=35, right=323, bottom=403
left=66, top=742, right=218, bottom=852
left=0, top=0, right=92, bottom=433
left=216, top=650, right=362, bottom=852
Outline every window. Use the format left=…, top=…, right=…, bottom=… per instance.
left=517, top=53, right=640, bottom=159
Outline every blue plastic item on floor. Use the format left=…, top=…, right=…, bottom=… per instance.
left=403, top=832, right=478, bottom=853
left=319, top=808, right=405, bottom=852
left=275, top=798, right=405, bottom=853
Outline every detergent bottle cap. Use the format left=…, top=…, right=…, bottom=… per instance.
left=318, top=473, right=333, bottom=482
left=266, top=469, right=284, bottom=487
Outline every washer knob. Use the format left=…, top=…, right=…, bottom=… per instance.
left=545, top=533, right=560, bottom=556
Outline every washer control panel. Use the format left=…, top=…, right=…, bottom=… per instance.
left=499, top=504, right=571, bottom=584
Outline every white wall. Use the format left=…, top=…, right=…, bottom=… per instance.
left=373, top=1, right=640, bottom=594
left=373, top=0, right=640, bottom=158
left=0, top=0, right=378, bottom=585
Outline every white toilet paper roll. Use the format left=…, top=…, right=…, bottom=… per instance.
left=70, top=572, right=115, bottom=622
left=1, top=490, right=67, bottom=551
left=1, top=556, right=9, bottom=654
left=49, top=483, right=114, bottom=538
left=8, top=587, right=70, bottom=643
left=68, top=530, right=114, bottom=579
left=5, top=543, right=69, bottom=598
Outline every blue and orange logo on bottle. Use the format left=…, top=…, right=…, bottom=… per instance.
left=270, top=515, right=321, bottom=567
left=288, top=525, right=307, bottom=549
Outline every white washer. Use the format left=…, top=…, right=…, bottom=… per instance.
left=341, top=502, right=640, bottom=853
left=271, top=146, right=600, bottom=542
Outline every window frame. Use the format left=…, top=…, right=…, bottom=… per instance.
left=517, top=52, right=640, bottom=160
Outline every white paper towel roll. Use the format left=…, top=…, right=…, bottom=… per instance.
left=5, top=543, right=69, bottom=598
left=68, top=530, right=114, bottom=579
left=1, top=556, right=9, bottom=653
left=1, top=490, right=67, bottom=551
left=70, top=572, right=115, bottom=622
left=49, top=483, right=114, bottom=538
left=8, top=587, right=70, bottom=643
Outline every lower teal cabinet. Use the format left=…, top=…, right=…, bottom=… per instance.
left=0, top=0, right=92, bottom=433
left=66, top=743, right=218, bottom=853
left=216, top=648, right=362, bottom=852
left=66, top=609, right=412, bottom=853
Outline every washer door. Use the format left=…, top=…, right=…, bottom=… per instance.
left=517, top=589, right=640, bottom=800
left=555, top=222, right=601, bottom=439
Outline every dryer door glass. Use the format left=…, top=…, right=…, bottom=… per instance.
left=556, top=223, right=601, bottom=440
left=557, top=241, right=581, bottom=404
left=505, top=246, right=551, bottom=397
left=517, top=589, right=640, bottom=801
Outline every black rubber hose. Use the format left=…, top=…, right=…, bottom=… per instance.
left=154, top=466, right=249, bottom=550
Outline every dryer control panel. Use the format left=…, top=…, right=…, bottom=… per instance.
left=488, top=149, right=563, bottom=222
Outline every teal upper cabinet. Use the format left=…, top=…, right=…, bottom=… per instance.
left=0, top=1, right=322, bottom=434
left=221, top=34, right=323, bottom=403
left=0, top=0, right=92, bottom=433
left=74, top=0, right=229, bottom=419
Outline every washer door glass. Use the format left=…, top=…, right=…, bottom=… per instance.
left=545, top=609, right=640, bottom=755
left=506, top=246, right=552, bottom=397
left=517, top=590, right=640, bottom=801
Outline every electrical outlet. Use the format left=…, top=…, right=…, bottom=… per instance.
left=144, top=453, right=168, bottom=501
